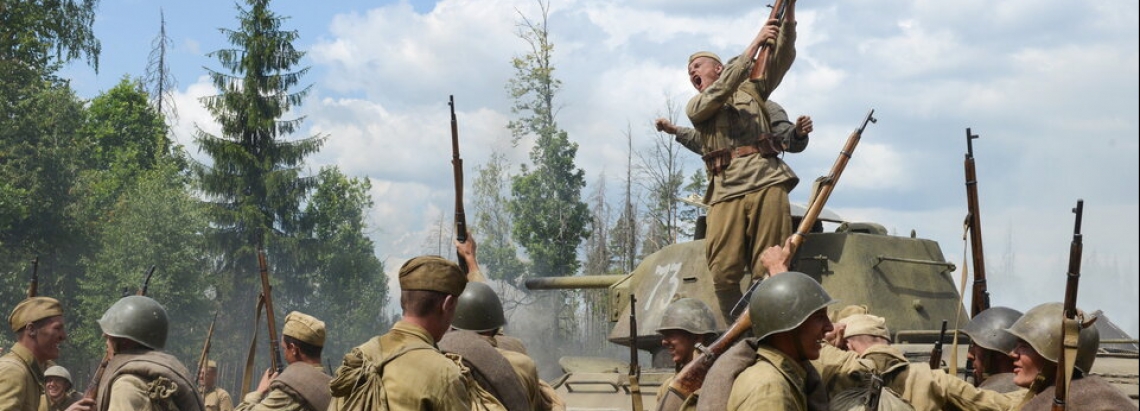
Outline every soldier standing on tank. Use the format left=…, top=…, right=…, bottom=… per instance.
left=653, top=298, right=720, bottom=411
left=328, top=255, right=471, bottom=411
left=961, top=306, right=1025, bottom=394
left=200, top=360, right=234, bottom=411
left=40, top=365, right=83, bottom=411
left=0, top=297, right=75, bottom=411
left=236, top=311, right=331, bottom=411
left=95, top=295, right=205, bottom=411
left=674, top=0, right=807, bottom=323
left=1005, top=302, right=1136, bottom=410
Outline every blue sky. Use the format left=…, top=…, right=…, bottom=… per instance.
left=63, top=0, right=1139, bottom=344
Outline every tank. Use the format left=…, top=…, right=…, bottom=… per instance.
left=525, top=207, right=1139, bottom=410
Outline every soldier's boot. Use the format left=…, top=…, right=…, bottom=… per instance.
left=715, top=289, right=744, bottom=323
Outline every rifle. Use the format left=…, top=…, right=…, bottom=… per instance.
left=258, top=248, right=284, bottom=373
left=929, top=320, right=948, bottom=369
left=865, top=372, right=884, bottom=410
left=196, top=311, right=220, bottom=396
left=964, top=128, right=990, bottom=317
left=449, top=95, right=469, bottom=274
left=628, top=295, right=644, bottom=411
left=748, top=0, right=790, bottom=81
left=1053, top=200, right=1084, bottom=411
left=85, top=265, right=157, bottom=400
left=671, top=109, right=877, bottom=397
left=27, top=257, right=39, bottom=298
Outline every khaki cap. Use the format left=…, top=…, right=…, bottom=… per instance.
left=206, top=360, right=218, bottom=369
left=399, top=256, right=467, bottom=296
left=831, top=304, right=869, bottom=322
left=840, top=314, right=891, bottom=341
left=688, top=51, right=722, bottom=65
left=283, top=311, right=326, bottom=347
left=8, top=297, right=63, bottom=332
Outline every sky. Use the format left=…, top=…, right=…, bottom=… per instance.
left=62, top=0, right=1139, bottom=340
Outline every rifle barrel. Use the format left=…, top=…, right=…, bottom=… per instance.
left=257, top=249, right=284, bottom=373
left=964, top=128, right=990, bottom=316
left=449, top=95, right=469, bottom=273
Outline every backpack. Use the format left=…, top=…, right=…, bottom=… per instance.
left=829, top=371, right=915, bottom=411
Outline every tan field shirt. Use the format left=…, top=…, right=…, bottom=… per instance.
left=205, top=386, right=235, bottom=411
left=728, top=344, right=810, bottom=411
left=0, top=343, right=45, bottom=411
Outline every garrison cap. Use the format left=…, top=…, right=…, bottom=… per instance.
left=8, top=297, right=63, bottom=332
left=688, top=51, right=722, bottom=66
left=831, top=304, right=869, bottom=322
left=840, top=314, right=891, bottom=342
left=284, top=311, right=326, bottom=347
left=206, top=360, right=218, bottom=369
left=399, top=256, right=467, bottom=296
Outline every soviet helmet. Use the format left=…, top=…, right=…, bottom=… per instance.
left=656, top=298, right=719, bottom=336
left=452, top=282, right=506, bottom=333
left=1006, top=302, right=1100, bottom=373
left=749, top=271, right=836, bottom=340
left=44, top=365, right=72, bottom=385
left=98, top=295, right=169, bottom=350
left=963, top=306, right=1023, bottom=354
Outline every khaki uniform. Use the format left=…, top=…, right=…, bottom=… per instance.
left=0, top=343, right=45, bottom=411
left=1014, top=375, right=1137, bottom=411
left=235, top=363, right=331, bottom=411
left=39, top=390, right=83, bottom=411
left=684, top=23, right=801, bottom=295
left=976, top=372, right=1024, bottom=395
left=328, top=320, right=470, bottom=411
left=97, top=348, right=205, bottom=411
left=205, top=386, right=236, bottom=411
left=727, top=344, right=814, bottom=411
left=815, top=344, right=1017, bottom=411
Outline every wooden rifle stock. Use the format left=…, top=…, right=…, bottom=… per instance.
left=449, top=95, right=469, bottom=274
left=964, top=129, right=990, bottom=317
left=929, top=320, right=948, bottom=369
left=629, top=295, right=644, bottom=411
left=85, top=265, right=158, bottom=400
left=1052, top=200, right=1083, bottom=411
left=258, top=248, right=284, bottom=373
left=196, top=311, right=220, bottom=394
left=27, top=257, right=38, bottom=298
left=671, top=110, right=877, bottom=397
left=749, top=0, right=789, bottom=81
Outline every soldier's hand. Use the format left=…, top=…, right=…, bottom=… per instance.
left=795, top=115, right=813, bottom=137
left=654, top=118, right=678, bottom=135
left=256, top=368, right=278, bottom=395
left=825, top=322, right=848, bottom=350
left=64, top=398, right=95, bottom=411
left=760, top=237, right=793, bottom=275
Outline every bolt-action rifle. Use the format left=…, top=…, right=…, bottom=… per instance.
left=670, top=110, right=877, bottom=397
left=749, top=0, right=790, bottom=81
left=84, top=266, right=157, bottom=400
left=196, top=311, right=220, bottom=396
left=258, top=248, right=284, bottom=374
left=964, top=128, right=990, bottom=317
left=628, top=295, right=644, bottom=411
left=449, top=95, right=470, bottom=275
left=27, top=257, right=39, bottom=298
left=929, top=320, right=948, bottom=369
left=1052, top=200, right=1084, bottom=411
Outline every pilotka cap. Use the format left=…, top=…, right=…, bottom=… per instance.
left=8, top=297, right=63, bottom=332
left=399, top=256, right=467, bottom=296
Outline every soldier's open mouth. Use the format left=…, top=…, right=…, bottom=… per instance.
left=692, top=76, right=701, bottom=87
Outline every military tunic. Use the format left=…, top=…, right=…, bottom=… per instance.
left=235, top=363, right=331, bottom=411
left=0, top=343, right=45, bottom=411
left=684, top=22, right=802, bottom=294
left=97, top=349, right=204, bottom=411
left=727, top=344, right=812, bottom=411
left=976, top=372, right=1023, bottom=394
left=1014, top=375, right=1137, bottom=411
left=39, top=390, right=83, bottom=411
left=328, top=320, right=471, bottom=411
left=205, top=386, right=236, bottom=411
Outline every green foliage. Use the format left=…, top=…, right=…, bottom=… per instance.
left=0, top=0, right=102, bottom=70
left=472, top=152, right=527, bottom=283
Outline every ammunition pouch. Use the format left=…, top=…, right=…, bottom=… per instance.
left=702, top=133, right=784, bottom=175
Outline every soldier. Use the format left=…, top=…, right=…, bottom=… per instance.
left=96, top=295, right=204, bottom=410
left=328, top=255, right=472, bottom=411
left=0, top=296, right=69, bottom=411
left=724, top=271, right=836, bottom=410
left=653, top=298, right=720, bottom=411
left=677, top=0, right=805, bottom=322
left=235, top=311, right=331, bottom=411
left=1005, top=302, right=1136, bottom=410
left=656, top=100, right=811, bottom=159
left=200, top=360, right=234, bottom=411
left=961, top=306, right=1024, bottom=393
left=40, top=365, right=83, bottom=411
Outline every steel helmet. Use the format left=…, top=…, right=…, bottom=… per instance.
left=452, top=282, right=506, bottom=333
left=656, top=298, right=719, bottom=336
left=963, top=306, right=1023, bottom=354
left=1006, top=302, right=1100, bottom=373
left=98, top=295, right=169, bottom=350
left=749, top=271, right=837, bottom=340
left=44, top=365, right=72, bottom=385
